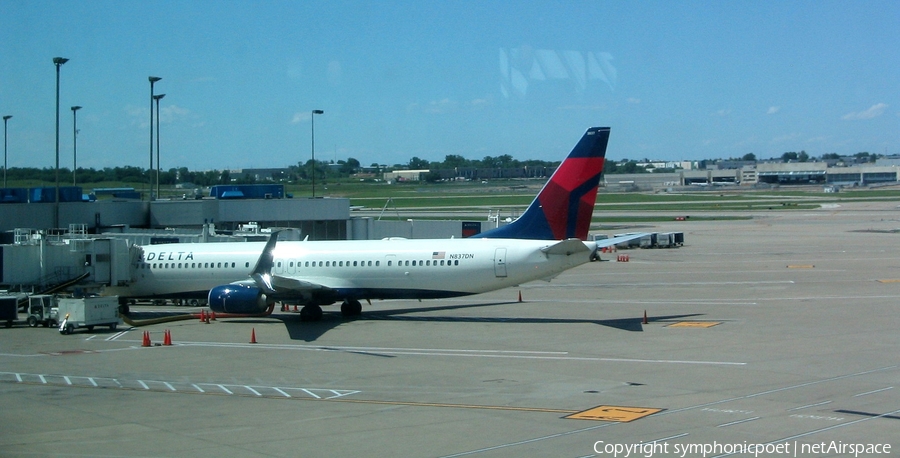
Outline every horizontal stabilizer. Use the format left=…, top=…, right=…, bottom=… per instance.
left=541, top=238, right=590, bottom=256
left=595, top=233, right=651, bottom=249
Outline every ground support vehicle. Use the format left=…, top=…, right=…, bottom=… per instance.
left=0, top=295, right=24, bottom=327
left=57, top=296, right=120, bottom=334
left=27, top=295, right=59, bottom=328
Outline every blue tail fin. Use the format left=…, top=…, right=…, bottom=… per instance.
left=473, top=127, right=609, bottom=240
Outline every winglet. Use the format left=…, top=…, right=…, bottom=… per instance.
left=250, top=231, right=280, bottom=294
left=473, top=127, right=609, bottom=240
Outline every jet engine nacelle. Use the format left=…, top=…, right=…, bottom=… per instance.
left=207, top=284, right=269, bottom=314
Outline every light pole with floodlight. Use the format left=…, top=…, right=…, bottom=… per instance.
left=71, top=106, right=81, bottom=186
left=3, top=115, right=11, bottom=188
left=53, top=57, right=69, bottom=228
left=149, top=76, right=161, bottom=199
left=153, top=94, right=165, bottom=199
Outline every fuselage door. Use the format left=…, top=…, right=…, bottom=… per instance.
left=494, top=248, right=507, bottom=278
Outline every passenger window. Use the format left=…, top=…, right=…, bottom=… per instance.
left=375, top=261, right=379, bottom=266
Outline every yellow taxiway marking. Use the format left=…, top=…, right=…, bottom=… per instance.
left=877, top=279, right=900, bottom=283
left=787, top=265, right=815, bottom=269
left=566, top=405, right=662, bottom=422
left=667, top=321, right=721, bottom=328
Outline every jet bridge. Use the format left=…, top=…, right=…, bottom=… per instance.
left=0, top=227, right=134, bottom=295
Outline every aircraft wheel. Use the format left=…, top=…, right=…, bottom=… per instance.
left=300, top=305, right=323, bottom=321
left=341, top=300, right=362, bottom=317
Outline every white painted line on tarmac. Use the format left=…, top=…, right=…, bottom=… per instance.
left=244, top=386, right=262, bottom=396
left=853, top=386, right=893, bottom=397
left=272, top=387, right=290, bottom=397
left=161, top=341, right=744, bottom=366
left=717, top=416, right=760, bottom=427
left=788, top=400, right=832, bottom=411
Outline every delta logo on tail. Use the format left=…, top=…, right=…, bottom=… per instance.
left=473, top=127, right=609, bottom=241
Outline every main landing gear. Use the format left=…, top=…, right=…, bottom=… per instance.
left=341, top=299, right=362, bottom=317
left=299, top=304, right=323, bottom=321
left=295, top=299, right=362, bottom=321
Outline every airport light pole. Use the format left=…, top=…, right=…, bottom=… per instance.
left=149, top=76, right=161, bottom=199
left=153, top=94, right=165, bottom=199
left=53, top=57, right=69, bottom=229
left=3, top=115, right=11, bottom=188
left=71, top=106, right=81, bottom=186
left=311, top=109, right=323, bottom=198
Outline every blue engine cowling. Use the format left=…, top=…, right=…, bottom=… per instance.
left=207, top=284, right=268, bottom=314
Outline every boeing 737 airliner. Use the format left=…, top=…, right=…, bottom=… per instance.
left=107, top=127, right=638, bottom=320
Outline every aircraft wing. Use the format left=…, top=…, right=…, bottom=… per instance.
left=594, top=232, right=650, bottom=249
left=270, top=274, right=332, bottom=293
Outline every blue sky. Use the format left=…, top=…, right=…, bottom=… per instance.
left=1, top=1, right=897, bottom=171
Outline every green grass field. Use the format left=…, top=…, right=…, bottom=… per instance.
left=8, top=177, right=899, bottom=217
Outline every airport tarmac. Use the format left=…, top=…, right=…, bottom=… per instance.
left=2, top=200, right=899, bottom=457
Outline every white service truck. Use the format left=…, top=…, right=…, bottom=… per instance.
left=57, top=296, right=120, bottom=334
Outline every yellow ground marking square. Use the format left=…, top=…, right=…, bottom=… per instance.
left=566, top=405, right=662, bottom=422
left=877, top=279, right=900, bottom=283
left=667, top=321, right=721, bottom=328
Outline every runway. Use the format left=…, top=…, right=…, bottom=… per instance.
left=2, top=201, right=899, bottom=457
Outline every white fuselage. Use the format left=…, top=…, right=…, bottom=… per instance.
left=108, top=237, right=597, bottom=302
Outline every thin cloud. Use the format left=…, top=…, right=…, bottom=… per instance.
left=842, top=103, right=887, bottom=120
left=767, top=106, right=780, bottom=114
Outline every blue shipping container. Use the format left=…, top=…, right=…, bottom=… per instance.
left=0, top=188, right=28, bottom=204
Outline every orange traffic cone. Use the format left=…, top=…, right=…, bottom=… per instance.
left=250, top=328, right=257, bottom=344
left=142, top=331, right=151, bottom=347
left=163, top=329, right=172, bottom=346
left=198, top=310, right=205, bottom=322
left=642, top=310, right=648, bottom=325
left=518, top=290, right=523, bottom=302
left=210, top=310, right=216, bottom=321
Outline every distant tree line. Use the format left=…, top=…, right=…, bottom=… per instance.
left=1, top=166, right=230, bottom=187
left=1, top=150, right=882, bottom=187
